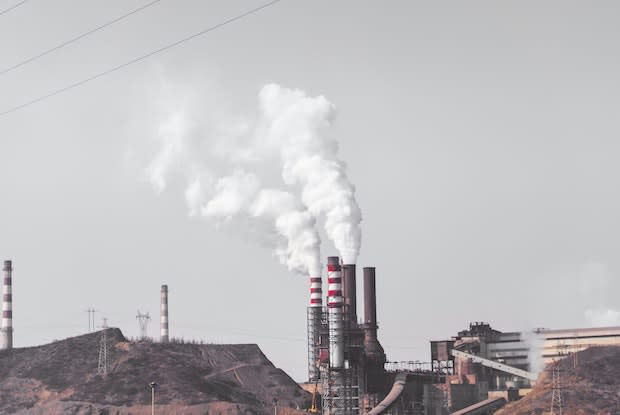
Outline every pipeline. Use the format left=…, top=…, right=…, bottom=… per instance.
left=449, top=397, right=506, bottom=415
left=366, top=373, right=407, bottom=415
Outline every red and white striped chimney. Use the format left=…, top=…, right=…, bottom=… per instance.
left=310, top=276, right=323, bottom=307
left=327, top=256, right=344, bottom=369
left=160, top=284, right=169, bottom=343
left=307, top=275, right=323, bottom=381
left=2, top=260, right=13, bottom=350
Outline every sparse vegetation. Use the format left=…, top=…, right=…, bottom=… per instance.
left=0, top=329, right=309, bottom=415
left=496, top=346, right=620, bottom=415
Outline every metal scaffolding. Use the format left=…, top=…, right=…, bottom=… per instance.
left=308, top=306, right=322, bottom=382
left=321, top=366, right=360, bottom=415
left=318, top=308, right=361, bottom=415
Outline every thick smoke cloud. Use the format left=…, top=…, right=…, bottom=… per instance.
left=185, top=170, right=322, bottom=276
left=142, top=82, right=359, bottom=276
left=250, top=189, right=322, bottom=276
left=257, top=84, right=362, bottom=264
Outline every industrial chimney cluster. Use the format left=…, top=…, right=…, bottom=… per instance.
left=1, top=260, right=13, bottom=350
left=307, top=257, right=387, bottom=415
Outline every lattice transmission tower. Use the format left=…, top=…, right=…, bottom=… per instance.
left=550, top=364, right=564, bottom=415
left=97, top=318, right=109, bottom=375
left=136, top=310, right=151, bottom=340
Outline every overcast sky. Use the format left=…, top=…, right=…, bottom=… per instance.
left=1, top=0, right=620, bottom=381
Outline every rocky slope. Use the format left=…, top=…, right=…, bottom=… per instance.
left=0, top=329, right=309, bottom=415
left=495, top=345, right=620, bottom=415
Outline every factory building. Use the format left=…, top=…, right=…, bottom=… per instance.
left=306, top=271, right=620, bottom=415
left=427, top=322, right=620, bottom=412
left=305, top=257, right=390, bottom=415
left=307, top=258, right=447, bottom=415
left=538, top=326, right=620, bottom=363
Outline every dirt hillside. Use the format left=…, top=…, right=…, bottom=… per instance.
left=495, top=346, right=620, bottom=415
left=0, top=328, right=310, bottom=415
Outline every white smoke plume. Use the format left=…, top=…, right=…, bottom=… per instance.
left=521, top=330, right=545, bottom=376
left=141, top=81, right=362, bottom=273
left=180, top=170, right=321, bottom=276
left=257, top=84, right=362, bottom=264
left=142, top=84, right=329, bottom=276
left=250, top=189, right=322, bottom=276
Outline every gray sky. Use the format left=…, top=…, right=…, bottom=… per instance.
left=1, top=0, right=620, bottom=381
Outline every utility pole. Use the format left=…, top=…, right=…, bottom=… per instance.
left=97, top=318, right=108, bottom=375
left=136, top=311, right=151, bottom=340
left=149, top=382, right=157, bottom=415
left=85, top=308, right=96, bottom=332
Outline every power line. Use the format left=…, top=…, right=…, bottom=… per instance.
left=0, top=0, right=283, bottom=118
left=0, top=0, right=28, bottom=17
left=0, top=0, right=163, bottom=76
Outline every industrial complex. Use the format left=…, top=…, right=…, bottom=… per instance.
left=301, top=257, right=620, bottom=415
left=2, top=257, right=620, bottom=414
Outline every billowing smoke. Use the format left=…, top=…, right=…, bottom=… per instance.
left=521, top=330, right=545, bottom=375
left=184, top=170, right=322, bottom=276
left=250, top=189, right=321, bottom=276
left=142, top=82, right=360, bottom=276
left=257, top=84, right=362, bottom=264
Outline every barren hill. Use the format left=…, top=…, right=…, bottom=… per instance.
left=495, top=345, right=620, bottom=415
left=0, top=328, right=310, bottom=415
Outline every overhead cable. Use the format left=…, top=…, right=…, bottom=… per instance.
left=0, top=0, right=163, bottom=76
left=0, top=0, right=282, bottom=118
left=0, top=0, right=29, bottom=17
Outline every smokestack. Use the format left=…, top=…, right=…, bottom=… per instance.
left=342, top=264, right=357, bottom=323
left=363, top=267, right=384, bottom=358
left=327, top=256, right=344, bottom=369
left=160, top=285, right=169, bottom=343
left=310, top=276, right=323, bottom=307
left=307, top=275, right=323, bottom=381
left=2, top=260, right=13, bottom=350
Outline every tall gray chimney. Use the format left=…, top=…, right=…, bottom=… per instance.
left=363, top=267, right=384, bottom=358
left=342, top=264, right=357, bottom=323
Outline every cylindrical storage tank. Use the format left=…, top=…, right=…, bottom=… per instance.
left=307, top=275, right=323, bottom=381
left=160, top=285, right=169, bottom=343
left=327, top=256, right=344, bottom=369
left=342, top=264, right=357, bottom=323
left=1, top=260, right=13, bottom=350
